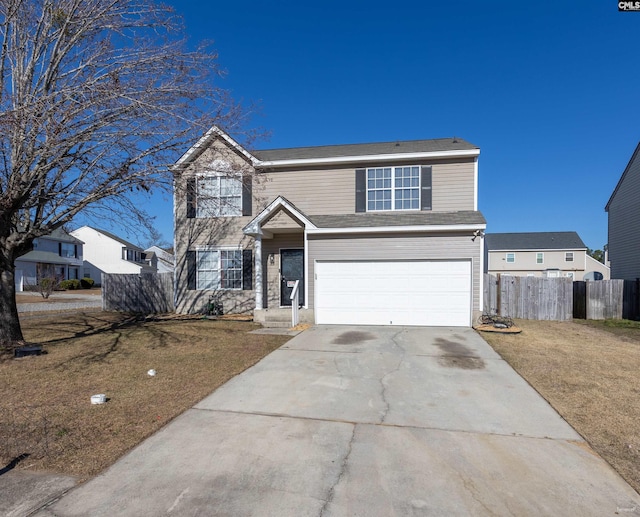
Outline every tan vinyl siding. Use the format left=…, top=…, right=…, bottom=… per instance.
left=307, top=232, right=482, bottom=313
left=260, top=158, right=476, bottom=215
left=261, top=166, right=353, bottom=215
left=431, top=159, right=475, bottom=211
left=262, top=210, right=304, bottom=230
left=173, top=140, right=257, bottom=314
left=608, top=149, right=640, bottom=280
left=487, top=250, right=610, bottom=280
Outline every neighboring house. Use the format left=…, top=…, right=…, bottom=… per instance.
left=485, top=232, right=610, bottom=280
left=605, top=141, right=640, bottom=280
left=70, top=226, right=157, bottom=284
left=15, top=228, right=84, bottom=292
left=173, top=126, right=486, bottom=327
left=144, top=246, right=175, bottom=274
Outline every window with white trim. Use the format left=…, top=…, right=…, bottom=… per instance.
left=506, top=253, right=515, bottom=263
left=367, top=166, right=420, bottom=211
left=197, top=174, right=242, bottom=217
left=197, top=249, right=242, bottom=290
left=536, top=252, right=544, bottom=264
left=565, top=252, right=574, bottom=262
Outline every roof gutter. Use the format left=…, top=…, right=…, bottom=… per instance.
left=257, top=149, right=480, bottom=169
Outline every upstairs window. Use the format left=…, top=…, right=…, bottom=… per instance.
left=187, top=172, right=252, bottom=219
left=565, top=252, right=574, bottom=262
left=366, top=166, right=420, bottom=211
left=59, top=242, right=77, bottom=258
left=197, top=175, right=242, bottom=217
left=125, top=249, right=142, bottom=263
left=506, top=253, right=515, bottom=263
left=536, top=252, right=544, bottom=264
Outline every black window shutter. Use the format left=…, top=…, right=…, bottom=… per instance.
left=242, top=249, right=253, bottom=290
left=242, top=175, right=252, bottom=216
left=58, top=242, right=62, bottom=256
left=355, top=169, right=366, bottom=213
left=187, top=251, right=196, bottom=290
left=186, top=178, right=196, bottom=219
left=421, top=166, right=432, bottom=211
left=74, top=244, right=77, bottom=258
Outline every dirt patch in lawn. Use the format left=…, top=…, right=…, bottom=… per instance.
left=481, top=319, right=640, bottom=493
left=0, top=312, right=291, bottom=481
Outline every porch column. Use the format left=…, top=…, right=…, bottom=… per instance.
left=254, top=233, right=263, bottom=310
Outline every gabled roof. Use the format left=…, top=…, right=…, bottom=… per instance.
left=253, top=137, right=479, bottom=163
left=485, top=232, right=587, bottom=251
left=173, top=126, right=480, bottom=172
left=76, top=226, right=144, bottom=252
left=243, top=196, right=317, bottom=236
left=40, top=228, right=84, bottom=244
left=605, top=141, right=640, bottom=211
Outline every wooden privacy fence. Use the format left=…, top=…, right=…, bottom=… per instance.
left=484, top=275, right=573, bottom=321
left=102, top=272, right=174, bottom=314
left=484, top=274, right=630, bottom=321
left=573, top=280, right=623, bottom=320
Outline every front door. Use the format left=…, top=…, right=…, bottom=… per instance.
left=281, top=249, right=304, bottom=306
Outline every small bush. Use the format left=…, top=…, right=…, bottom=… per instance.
left=36, top=277, right=58, bottom=299
left=80, top=277, right=95, bottom=289
left=59, top=279, right=81, bottom=290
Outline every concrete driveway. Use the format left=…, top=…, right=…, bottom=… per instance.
left=36, top=326, right=640, bottom=516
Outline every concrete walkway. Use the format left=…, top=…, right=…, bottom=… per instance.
left=34, top=326, right=640, bottom=516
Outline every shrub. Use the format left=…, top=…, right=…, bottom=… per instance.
left=59, top=279, right=81, bottom=290
left=80, top=277, right=95, bottom=289
left=36, top=277, right=58, bottom=299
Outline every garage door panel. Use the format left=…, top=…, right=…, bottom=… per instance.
left=315, top=260, right=471, bottom=327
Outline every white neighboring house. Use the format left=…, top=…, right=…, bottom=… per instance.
left=70, top=226, right=157, bottom=284
left=144, top=246, right=175, bottom=274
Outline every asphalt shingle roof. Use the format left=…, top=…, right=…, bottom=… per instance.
left=309, top=211, right=486, bottom=228
left=485, top=232, right=587, bottom=251
left=252, top=137, right=478, bottom=162
left=17, top=250, right=75, bottom=264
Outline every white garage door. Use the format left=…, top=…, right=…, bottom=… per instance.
left=315, top=260, right=471, bottom=327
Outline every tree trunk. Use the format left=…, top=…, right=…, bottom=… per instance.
left=0, top=268, right=25, bottom=346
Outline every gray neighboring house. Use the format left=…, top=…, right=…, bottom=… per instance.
left=485, top=231, right=610, bottom=280
left=605, top=142, right=640, bottom=280
left=15, top=228, right=84, bottom=291
left=173, top=126, right=486, bottom=327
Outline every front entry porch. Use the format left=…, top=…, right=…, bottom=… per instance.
left=243, top=197, right=316, bottom=326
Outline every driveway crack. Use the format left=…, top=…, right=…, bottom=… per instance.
left=319, top=424, right=356, bottom=517
left=379, top=330, right=406, bottom=423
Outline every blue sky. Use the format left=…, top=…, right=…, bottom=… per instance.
left=138, top=0, right=638, bottom=251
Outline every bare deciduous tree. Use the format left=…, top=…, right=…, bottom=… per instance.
left=0, top=0, right=249, bottom=346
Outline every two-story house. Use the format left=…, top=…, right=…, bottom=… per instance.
left=605, top=141, right=640, bottom=280
left=71, top=226, right=157, bottom=284
left=485, top=232, right=610, bottom=280
left=15, top=228, right=84, bottom=291
left=173, top=127, right=486, bottom=327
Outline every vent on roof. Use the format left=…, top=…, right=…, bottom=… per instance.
left=452, top=136, right=458, bottom=143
